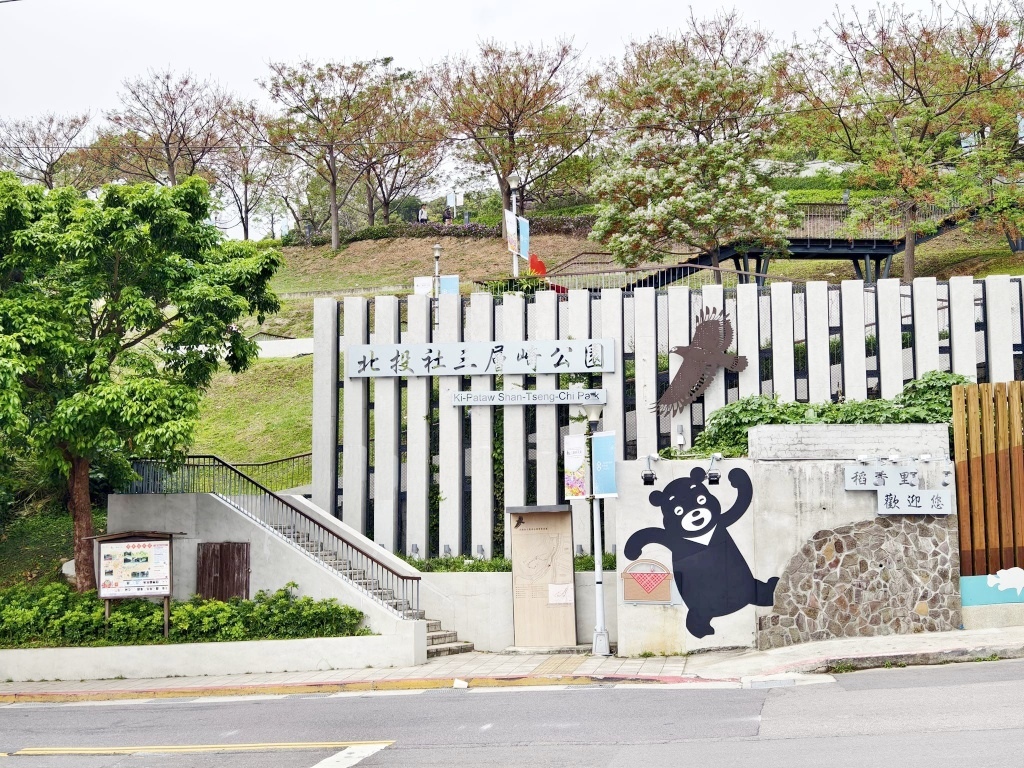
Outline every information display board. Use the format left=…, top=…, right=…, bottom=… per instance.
left=98, top=539, right=172, bottom=598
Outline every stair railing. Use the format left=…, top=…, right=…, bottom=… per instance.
left=231, top=453, right=312, bottom=492
left=128, top=456, right=420, bottom=618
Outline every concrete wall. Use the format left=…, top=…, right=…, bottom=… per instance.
left=610, top=424, right=956, bottom=656
left=0, top=634, right=413, bottom=683
left=107, top=494, right=426, bottom=666
left=417, top=571, right=619, bottom=653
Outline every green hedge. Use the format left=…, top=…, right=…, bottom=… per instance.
left=0, top=582, right=367, bottom=648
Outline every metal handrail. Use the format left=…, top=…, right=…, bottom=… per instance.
left=128, top=456, right=420, bottom=618
left=233, top=453, right=312, bottom=491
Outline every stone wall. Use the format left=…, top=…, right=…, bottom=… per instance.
left=757, top=514, right=961, bottom=649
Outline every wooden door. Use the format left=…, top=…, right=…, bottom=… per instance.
left=196, top=542, right=251, bottom=601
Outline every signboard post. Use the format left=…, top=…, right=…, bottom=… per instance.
left=92, top=531, right=182, bottom=638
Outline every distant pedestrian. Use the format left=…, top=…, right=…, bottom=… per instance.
left=418, top=206, right=428, bottom=224
left=443, top=206, right=453, bottom=225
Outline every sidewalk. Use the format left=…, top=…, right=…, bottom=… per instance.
left=3, top=626, right=1024, bottom=703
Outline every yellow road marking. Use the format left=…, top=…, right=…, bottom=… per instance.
left=16, top=740, right=393, bottom=756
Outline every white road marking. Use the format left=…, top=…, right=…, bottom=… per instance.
left=313, top=743, right=391, bottom=766
left=480, top=723, right=493, bottom=731
left=323, top=690, right=426, bottom=699
left=468, top=685, right=570, bottom=693
left=191, top=695, right=289, bottom=704
left=221, top=730, right=240, bottom=738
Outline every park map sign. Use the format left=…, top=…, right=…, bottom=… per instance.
left=99, top=540, right=172, bottom=598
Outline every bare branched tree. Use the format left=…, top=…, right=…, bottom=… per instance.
left=0, top=112, right=92, bottom=189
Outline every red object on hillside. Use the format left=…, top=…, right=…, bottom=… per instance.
left=528, top=253, right=547, bottom=276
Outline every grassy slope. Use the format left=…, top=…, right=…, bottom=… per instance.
left=192, top=356, right=314, bottom=462
left=0, top=509, right=106, bottom=588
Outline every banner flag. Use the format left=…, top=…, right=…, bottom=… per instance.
left=591, top=432, right=618, bottom=498
left=563, top=433, right=587, bottom=499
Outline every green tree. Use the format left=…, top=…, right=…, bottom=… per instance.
left=783, top=2, right=1024, bottom=280
left=592, top=15, right=791, bottom=273
left=0, top=175, right=279, bottom=591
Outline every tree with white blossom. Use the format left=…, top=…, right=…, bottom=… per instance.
left=591, top=15, right=793, bottom=274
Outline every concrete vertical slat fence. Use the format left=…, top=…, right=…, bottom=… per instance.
left=437, top=294, right=464, bottom=554
left=735, top=283, right=760, bottom=400
left=876, top=278, right=904, bottom=399
left=404, top=293, right=431, bottom=557
left=634, top=287, right=659, bottom=458
left=534, top=291, right=561, bottom=505
left=565, top=289, right=593, bottom=551
left=949, top=276, right=978, bottom=380
left=342, top=297, right=370, bottom=533
left=373, top=295, right=401, bottom=551
left=701, top=285, right=726, bottom=419
left=502, top=293, right=527, bottom=559
left=912, top=277, right=941, bottom=378
left=986, top=275, right=1015, bottom=383
left=841, top=280, right=868, bottom=400
left=667, top=286, right=692, bottom=448
left=469, top=293, right=495, bottom=559
left=770, top=282, right=796, bottom=402
left=805, top=281, right=831, bottom=403
left=312, top=298, right=339, bottom=516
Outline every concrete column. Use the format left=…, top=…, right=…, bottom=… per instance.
left=701, top=285, right=726, bottom=418
left=876, top=278, right=904, bottom=399
left=469, top=293, right=495, bottom=559
left=805, top=281, right=831, bottom=403
left=404, top=294, right=431, bottom=557
left=912, top=277, right=940, bottom=377
left=770, top=282, right=795, bottom=402
left=948, top=276, right=977, bottom=380
left=634, top=287, right=659, bottom=458
left=373, top=296, right=400, bottom=552
left=502, top=294, right=526, bottom=559
left=565, top=290, right=592, bottom=553
left=840, top=280, right=868, bottom=400
left=342, top=297, right=369, bottom=532
left=736, top=283, right=760, bottom=400
left=437, top=294, right=464, bottom=555
left=312, top=298, right=339, bottom=516
left=985, top=274, right=1014, bottom=383
left=534, top=291, right=560, bottom=505
left=667, top=286, right=692, bottom=449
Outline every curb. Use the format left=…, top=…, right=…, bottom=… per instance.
left=753, top=642, right=1024, bottom=676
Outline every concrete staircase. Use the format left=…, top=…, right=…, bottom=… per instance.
left=271, top=524, right=473, bottom=658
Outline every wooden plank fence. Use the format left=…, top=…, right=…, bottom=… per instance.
left=952, top=382, right=1024, bottom=576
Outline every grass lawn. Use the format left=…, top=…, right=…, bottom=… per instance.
left=0, top=508, right=106, bottom=588
left=239, top=298, right=316, bottom=339
left=192, top=356, right=314, bottom=462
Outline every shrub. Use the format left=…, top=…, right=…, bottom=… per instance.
left=0, top=581, right=366, bottom=648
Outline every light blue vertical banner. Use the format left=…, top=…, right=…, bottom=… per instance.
left=517, top=216, right=530, bottom=263
left=591, top=431, right=617, bottom=498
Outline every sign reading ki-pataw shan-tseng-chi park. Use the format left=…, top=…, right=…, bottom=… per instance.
left=345, top=339, right=616, bottom=378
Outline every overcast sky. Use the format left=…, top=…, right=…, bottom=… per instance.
left=0, top=0, right=938, bottom=118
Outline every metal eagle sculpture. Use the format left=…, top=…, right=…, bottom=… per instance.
left=654, top=307, right=748, bottom=417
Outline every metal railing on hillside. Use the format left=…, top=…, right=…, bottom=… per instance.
left=129, top=456, right=419, bottom=617
left=233, top=453, right=312, bottom=492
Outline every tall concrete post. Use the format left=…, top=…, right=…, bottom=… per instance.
left=312, top=298, right=339, bottom=516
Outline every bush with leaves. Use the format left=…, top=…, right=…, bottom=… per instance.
left=671, top=370, right=970, bottom=458
left=0, top=582, right=367, bottom=648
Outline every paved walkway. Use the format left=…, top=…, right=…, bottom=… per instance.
left=3, top=626, right=1024, bottom=703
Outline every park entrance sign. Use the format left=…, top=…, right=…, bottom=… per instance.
left=452, top=389, right=606, bottom=406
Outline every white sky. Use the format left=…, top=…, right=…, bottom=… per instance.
left=0, top=0, right=938, bottom=118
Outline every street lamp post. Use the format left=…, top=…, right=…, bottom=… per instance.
left=432, top=243, right=442, bottom=299
left=584, top=402, right=611, bottom=656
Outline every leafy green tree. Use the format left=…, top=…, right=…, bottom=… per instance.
left=783, top=2, right=1024, bottom=280
left=592, top=16, right=791, bottom=273
left=0, top=175, right=279, bottom=591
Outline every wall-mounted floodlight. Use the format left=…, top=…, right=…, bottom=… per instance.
left=888, top=453, right=900, bottom=463
left=919, top=453, right=932, bottom=463
left=443, top=544, right=452, bottom=557
left=858, top=455, right=871, bottom=464
left=411, top=544, right=420, bottom=557
left=707, top=452, right=724, bottom=486
left=641, top=454, right=658, bottom=486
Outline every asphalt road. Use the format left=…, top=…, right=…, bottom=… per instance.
left=4, top=659, right=1024, bottom=767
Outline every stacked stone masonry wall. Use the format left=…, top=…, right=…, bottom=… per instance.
left=757, top=514, right=961, bottom=649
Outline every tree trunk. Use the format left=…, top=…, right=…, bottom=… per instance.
left=902, top=226, right=916, bottom=283
left=365, top=174, right=375, bottom=227
left=711, top=246, right=722, bottom=285
left=327, top=149, right=340, bottom=250
left=242, top=183, right=250, bottom=241
left=166, top=144, right=177, bottom=187
left=381, top=200, right=391, bottom=224
left=68, top=456, right=96, bottom=592
left=500, top=179, right=512, bottom=240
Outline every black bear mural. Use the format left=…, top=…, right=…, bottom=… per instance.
left=623, top=467, right=779, bottom=638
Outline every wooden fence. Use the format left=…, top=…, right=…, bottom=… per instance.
left=952, top=382, right=1024, bottom=576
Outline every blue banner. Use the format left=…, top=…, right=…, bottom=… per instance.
left=518, top=216, right=530, bottom=265
left=591, top=431, right=617, bottom=498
